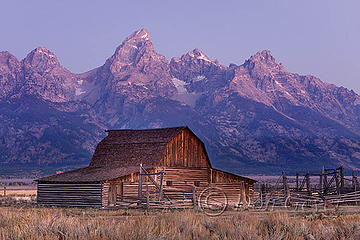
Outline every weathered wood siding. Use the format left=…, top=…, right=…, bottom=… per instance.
left=210, top=169, right=250, bottom=183
left=161, top=167, right=209, bottom=189
left=37, top=183, right=102, bottom=207
left=102, top=168, right=157, bottom=207
left=212, top=183, right=253, bottom=206
left=162, top=129, right=210, bottom=168
left=160, top=167, right=255, bottom=206
left=101, top=167, right=255, bottom=208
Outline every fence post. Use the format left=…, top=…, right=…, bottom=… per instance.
left=335, top=170, right=340, bottom=195
left=138, top=163, right=143, bottom=206
left=159, top=170, right=164, bottom=201
left=323, top=169, right=328, bottom=194
left=261, top=183, right=266, bottom=196
left=282, top=171, right=290, bottom=204
left=340, top=166, right=344, bottom=191
left=305, top=172, right=311, bottom=195
left=146, top=184, right=150, bottom=209
left=192, top=186, right=196, bottom=209
left=296, top=172, right=299, bottom=191
left=239, top=181, right=247, bottom=207
left=352, top=171, right=358, bottom=192
left=321, top=169, right=324, bottom=194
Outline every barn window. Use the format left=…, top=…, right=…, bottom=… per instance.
left=194, top=181, right=200, bottom=187
left=166, top=181, right=172, bottom=186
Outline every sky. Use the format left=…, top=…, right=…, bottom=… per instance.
left=1, top=0, right=360, bottom=92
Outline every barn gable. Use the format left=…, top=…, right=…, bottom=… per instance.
left=162, top=127, right=211, bottom=168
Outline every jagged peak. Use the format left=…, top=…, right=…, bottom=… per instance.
left=109, top=29, right=154, bottom=63
left=29, top=47, right=58, bottom=58
left=0, top=51, right=21, bottom=73
left=22, top=47, right=60, bottom=71
left=117, top=29, right=152, bottom=50
left=0, top=51, right=15, bottom=58
left=249, top=50, right=276, bottom=64
left=124, top=28, right=150, bottom=42
left=242, top=49, right=286, bottom=74
left=184, top=48, right=212, bottom=63
left=105, top=29, right=170, bottom=74
left=0, top=51, right=19, bottom=64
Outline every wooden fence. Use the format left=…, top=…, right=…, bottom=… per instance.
left=106, top=164, right=252, bottom=210
left=253, top=166, right=360, bottom=209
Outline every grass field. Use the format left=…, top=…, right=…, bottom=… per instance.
left=1, top=181, right=360, bottom=239
left=0, top=189, right=37, bottom=197
left=0, top=185, right=36, bottom=199
left=0, top=206, right=360, bottom=239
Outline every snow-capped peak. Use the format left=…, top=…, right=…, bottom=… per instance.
left=188, top=48, right=212, bottom=62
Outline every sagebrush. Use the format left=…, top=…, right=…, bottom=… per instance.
left=0, top=207, right=360, bottom=239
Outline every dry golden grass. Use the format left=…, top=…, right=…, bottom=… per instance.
left=0, top=185, right=37, bottom=197
left=0, top=207, right=360, bottom=240
left=0, top=189, right=37, bottom=197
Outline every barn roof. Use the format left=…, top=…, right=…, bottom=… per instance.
left=36, top=166, right=141, bottom=183
left=90, top=126, right=186, bottom=169
left=37, top=126, right=187, bottom=182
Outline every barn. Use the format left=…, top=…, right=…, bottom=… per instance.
left=36, top=126, right=256, bottom=208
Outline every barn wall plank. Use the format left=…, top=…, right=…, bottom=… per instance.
left=162, top=129, right=210, bottom=168
left=37, top=183, right=102, bottom=208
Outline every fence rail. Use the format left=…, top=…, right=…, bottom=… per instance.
left=253, top=166, right=360, bottom=209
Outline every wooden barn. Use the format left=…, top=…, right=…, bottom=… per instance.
left=36, top=126, right=256, bottom=209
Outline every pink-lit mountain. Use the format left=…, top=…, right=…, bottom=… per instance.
left=1, top=29, right=360, bottom=175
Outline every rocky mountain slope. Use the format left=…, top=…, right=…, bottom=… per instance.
left=1, top=29, right=360, bottom=175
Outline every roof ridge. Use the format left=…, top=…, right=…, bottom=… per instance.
left=103, top=141, right=169, bottom=144
left=105, top=126, right=187, bottom=132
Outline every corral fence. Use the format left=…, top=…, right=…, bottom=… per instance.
left=107, top=164, right=250, bottom=212
left=253, top=166, right=360, bottom=210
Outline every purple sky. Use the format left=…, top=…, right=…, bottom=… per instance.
left=1, top=1, right=360, bottom=92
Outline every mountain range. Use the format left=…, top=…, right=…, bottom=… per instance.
left=1, top=29, right=360, bottom=176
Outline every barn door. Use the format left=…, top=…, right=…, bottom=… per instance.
left=108, top=183, right=117, bottom=206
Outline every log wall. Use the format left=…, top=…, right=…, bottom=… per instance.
left=102, top=167, right=255, bottom=208
left=159, top=167, right=254, bottom=206
left=211, top=169, right=248, bottom=183
left=161, top=167, right=210, bottom=191
left=37, top=183, right=102, bottom=207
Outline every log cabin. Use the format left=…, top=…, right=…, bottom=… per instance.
left=36, top=126, right=256, bottom=208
